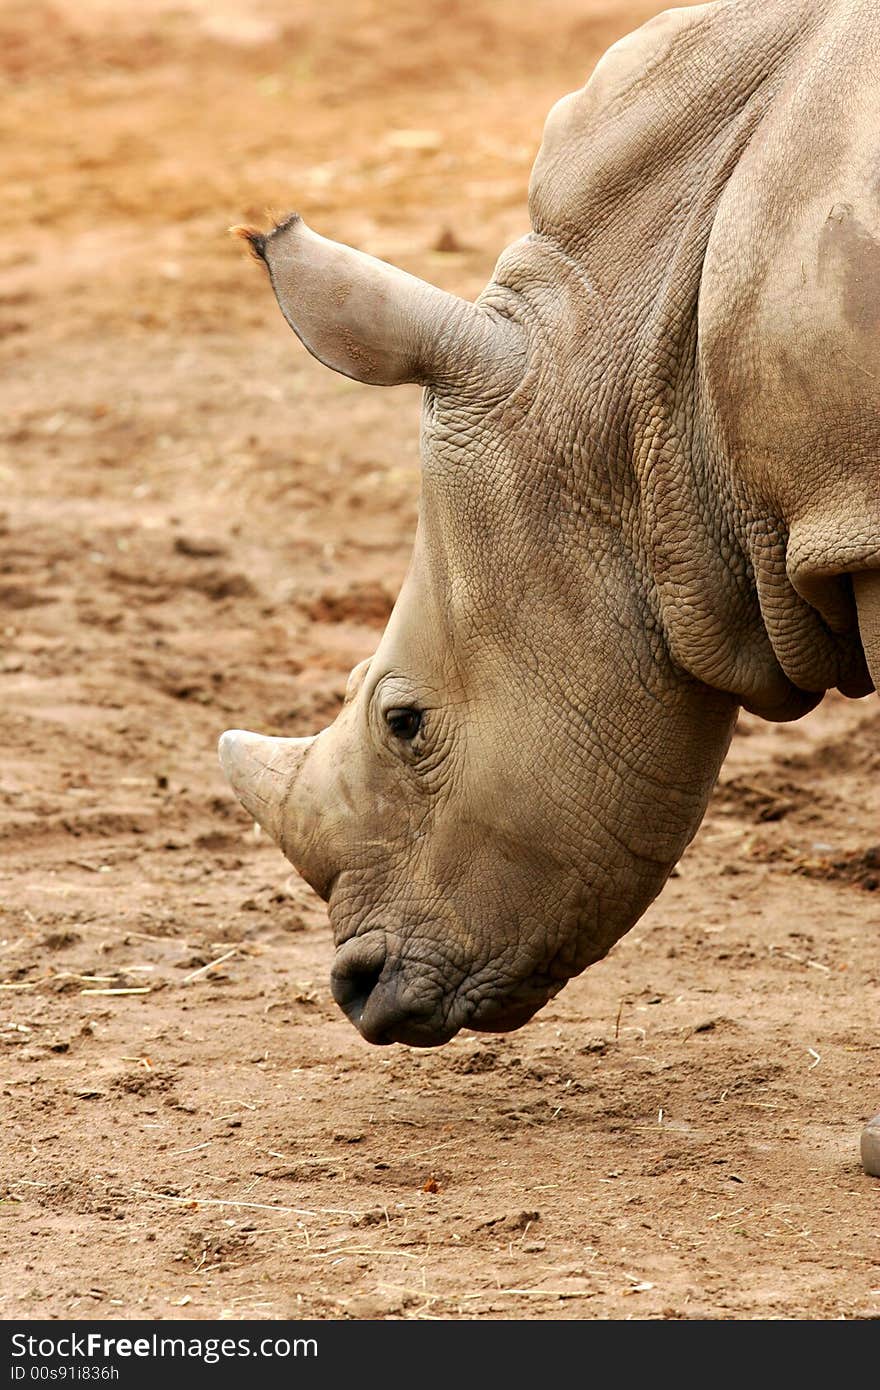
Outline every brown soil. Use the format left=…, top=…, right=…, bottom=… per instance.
left=2, top=0, right=878, bottom=1322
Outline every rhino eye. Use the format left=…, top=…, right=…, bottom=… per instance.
left=385, top=707, right=422, bottom=741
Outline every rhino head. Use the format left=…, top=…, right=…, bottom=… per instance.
left=219, top=212, right=739, bottom=1047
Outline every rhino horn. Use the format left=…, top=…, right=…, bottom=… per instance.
left=218, top=728, right=314, bottom=846
left=232, top=214, right=512, bottom=388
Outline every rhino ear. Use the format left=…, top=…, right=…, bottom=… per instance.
left=233, top=214, right=508, bottom=389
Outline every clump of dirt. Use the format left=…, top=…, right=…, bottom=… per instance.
left=714, top=775, right=803, bottom=822
left=745, top=838, right=880, bottom=890
left=795, top=844, right=880, bottom=891
left=300, top=580, right=396, bottom=626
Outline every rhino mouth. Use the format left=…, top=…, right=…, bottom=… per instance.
left=329, top=929, right=557, bottom=1047
left=330, top=930, right=459, bottom=1046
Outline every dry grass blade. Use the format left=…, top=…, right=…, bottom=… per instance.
left=461, top=1287, right=590, bottom=1300
left=309, top=1247, right=420, bottom=1260
left=132, top=1188, right=360, bottom=1218
left=80, top=986, right=152, bottom=996
left=181, top=948, right=238, bottom=984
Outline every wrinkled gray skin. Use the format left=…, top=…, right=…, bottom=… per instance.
left=221, top=0, right=880, bottom=1047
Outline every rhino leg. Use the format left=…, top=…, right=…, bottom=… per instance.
left=853, top=571, right=880, bottom=693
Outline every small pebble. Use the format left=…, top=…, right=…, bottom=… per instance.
left=861, top=1113, right=880, bottom=1177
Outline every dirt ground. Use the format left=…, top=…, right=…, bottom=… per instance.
left=2, top=0, right=878, bottom=1322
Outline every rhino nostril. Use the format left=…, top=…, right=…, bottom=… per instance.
left=331, top=934, right=387, bottom=1025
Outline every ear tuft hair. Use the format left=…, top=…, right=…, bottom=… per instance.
left=229, top=225, right=268, bottom=263
left=231, top=213, right=303, bottom=264
left=267, top=211, right=302, bottom=239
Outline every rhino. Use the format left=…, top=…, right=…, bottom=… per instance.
left=219, top=0, right=880, bottom=1050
